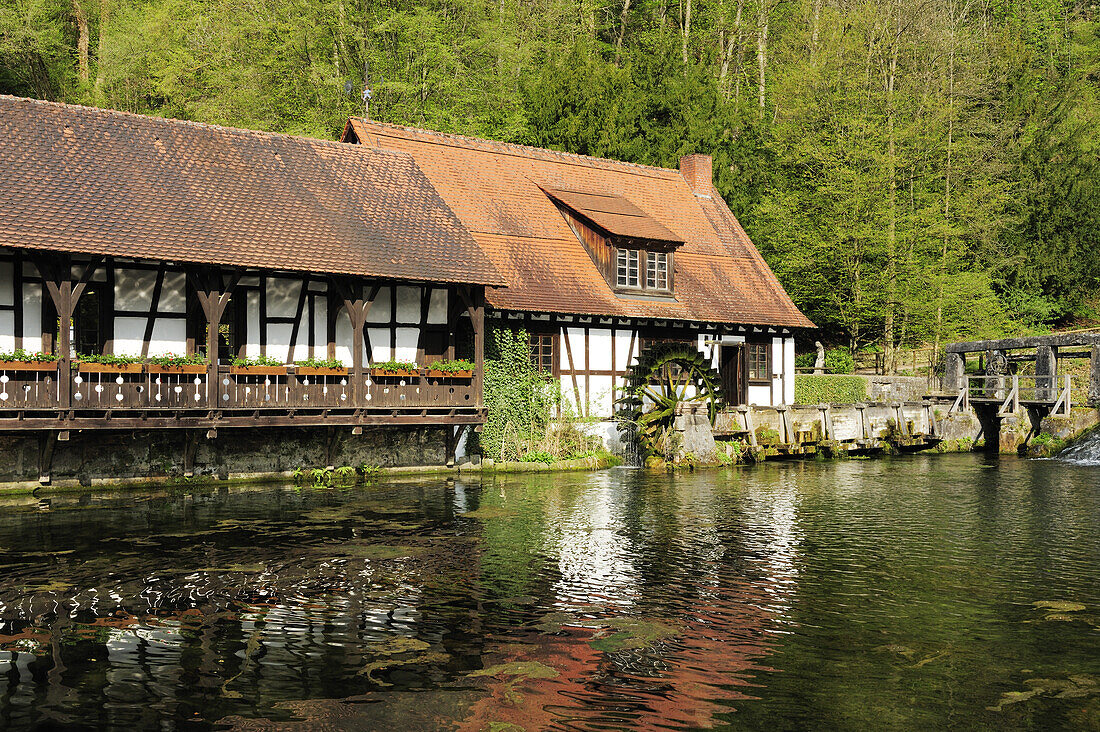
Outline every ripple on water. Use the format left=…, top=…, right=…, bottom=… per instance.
left=0, top=455, right=1097, bottom=730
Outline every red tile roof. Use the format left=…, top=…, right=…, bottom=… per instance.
left=543, top=188, right=681, bottom=245
left=344, top=118, right=814, bottom=329
left=0, top=96, right=503, bottom=286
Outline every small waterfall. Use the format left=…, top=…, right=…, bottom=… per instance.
left=1056, top=428, right=1100, bottom=465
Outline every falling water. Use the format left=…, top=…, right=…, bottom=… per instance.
left=1056, top=427, right=1100, bottom=465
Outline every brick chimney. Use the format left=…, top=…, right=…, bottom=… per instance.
left=679, top=154, right=713, bottom=195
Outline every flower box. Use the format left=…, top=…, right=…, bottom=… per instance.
left=147, top=364, right=209, bottom=375
left=296, top=367, right=348, bottom=376
left=0, top=360, right=59, bottom=372
left=370, top=368, right=419, bottom=379
left=426, top=369, right=473, bottom=379
left=230, top=365, right=288, bottom=376
left=78, top=362, right=144, bottom=374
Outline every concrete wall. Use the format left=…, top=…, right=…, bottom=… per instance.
left=867, top=376, right=931, bottom=402
left=0, top=426, right=451, bottom=490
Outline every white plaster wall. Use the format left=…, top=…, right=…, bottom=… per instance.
left=748, top=385, right=772, bottom=406
left=0, top=311, right=13, bottom=353
left=334, top=307, right=354, bottom=366
left=784, top=337, right=795, bottom=405
left=561, top=328, right=584, bottom=371
left=588, top=328, right=612, bottom=370
left=113, top=317, right=147, bottom=357
left=427, top=289, right=448, bottom=324
left=589, top=373, right=614, bottom=417
left=148, top=319, right=187, bottom=357
left=394, top=327, right=419, bottom=363
left=0, top=260, right=12, bottom=352
left=367, top=287, right=391, bottom=323
left=368, top=327, right=390, bottom=363
left=22, top=284, right=42, bottom=352
left=266, top=323, right=293, bottom=364
left=395, top=286, right=420, bottom=323
left=245, top=291, right=261, bottom=358
left=772, top=337, right=784, bottom=406
left=312, top=297, right=328, bottom=357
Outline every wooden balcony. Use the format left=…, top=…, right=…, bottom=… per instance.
left=0, top=362, right=484, bottom=431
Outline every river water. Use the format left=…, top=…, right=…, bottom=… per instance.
left=0, top=454, right=1098, bottom=730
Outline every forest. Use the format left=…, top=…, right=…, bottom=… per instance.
left=1, top=0, right=1098, bottom=366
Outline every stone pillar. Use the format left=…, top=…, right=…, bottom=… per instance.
left=1090, top=345, right=1100, bottom=406
left=944, top=352, right=964, bottom=393
left=1036, top=345, right=1057, bottom=402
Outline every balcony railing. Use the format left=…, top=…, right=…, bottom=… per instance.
left=0, top=363, right=480, bottom=414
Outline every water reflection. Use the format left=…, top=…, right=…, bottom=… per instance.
left=0, top=456, right=1097, bottom=730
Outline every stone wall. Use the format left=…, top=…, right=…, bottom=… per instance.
left=0, top=426, right=450, bottom=490
left=866, top=376, right=932, bottom=402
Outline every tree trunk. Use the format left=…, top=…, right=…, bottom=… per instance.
left=883, top=7, right=899, bottom=374
left=718, top=0, right=744, bottom=99
left=811, top=0, right=822, bottom=59
left=933, top=2, right=957, bottom=361
left=615, top=0, right=632, bottom=64
left=93, top=0, right=108, bottom=99
left=73, top=0, right=89, bottom=85
left=756, top=3, right=768, bottom=115
left=681, top=0, right=692, bottom=67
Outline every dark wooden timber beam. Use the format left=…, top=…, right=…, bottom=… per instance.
left=457, top=285, right=485, bottom=408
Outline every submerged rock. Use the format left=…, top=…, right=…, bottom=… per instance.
left=1033, top=600, right=1086, bottom=612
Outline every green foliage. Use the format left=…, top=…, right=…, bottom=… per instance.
left=370, top=360, right=418, bottom=374
left=147, top=352, right=207, bottom=367
left=479, top=324, right=557, bottom=462
left=231, top=355, right=283, bottom=367
left=75, top=352, right=143, bottom=365
left=824, top=348, right=855, bottom=375
left=794, top=375, right=868, bottom=405
left=0, top=349, right=57, bottom=362
left=3, top=0, right=1099, bottom=347
left=295, top=356, right=345, bottom=369
left=426, top=359, right=475, bottom=373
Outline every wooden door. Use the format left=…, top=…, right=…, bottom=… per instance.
left=720, top=344, right=746, bottom=406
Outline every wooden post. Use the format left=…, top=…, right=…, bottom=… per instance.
left=331, top=278, right=372, bottom=406
left=189, top=268, right=241, bottom=398
left=1090, top=345, right=1100, bottom=406
left=458, top=286, right=486, bottom=409
left=33, top=255, right=103, bottom=410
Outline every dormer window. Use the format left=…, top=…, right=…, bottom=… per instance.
left=617, top=249, right=640, bottom=288
left=543, top=186, right=681, bottom=299
left=646, top=251, right=668, bottom=290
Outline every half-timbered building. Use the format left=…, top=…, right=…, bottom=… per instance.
left=0, top=96, right=502, bottom=445
left=342, top=119, right=814, bottom=425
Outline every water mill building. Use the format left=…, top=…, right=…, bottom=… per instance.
left=0, top=95, right=813, bottom=482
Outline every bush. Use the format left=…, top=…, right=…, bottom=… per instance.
left=794, top=374, right=867, bottom=404
left=824, top=348, right=855, bottom=374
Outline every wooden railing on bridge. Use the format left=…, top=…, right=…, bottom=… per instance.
left=948, top=374, right=1073, bottom=417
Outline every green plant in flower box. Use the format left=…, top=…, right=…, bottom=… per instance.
left=371, top=360, right=418, bottom=374
left=75, top=353, right=144, bottom=365
left=0, top=349, right=58, bottom=363
left=294, top=356, right=345, bottom=369
left=147, top=352, right=208, bottom=367
left=426, top=358, right=475, bottom=373
left=230, top=355, right=284, bottom=367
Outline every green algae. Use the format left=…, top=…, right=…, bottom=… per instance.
left=988, top=675, right=1100, bottom=712
left=589, top=618, right=680, bottom=653
left=1034, top=600, right=1086, bottom=612
left=468, top=661, right=559, bottom=680
left=462, top=506, right=517, bottom=520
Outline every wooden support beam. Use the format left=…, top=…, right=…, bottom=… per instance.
left=1091, top=346, right=1100, bottom=406
left=38, top=431, right=59, bottom=484
left=457, top=286, right=486, bottom=409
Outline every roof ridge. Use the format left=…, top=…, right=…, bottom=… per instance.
left=350, top=118, right=686, bottom=179
left=0, top=94, right=404, bottom=158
